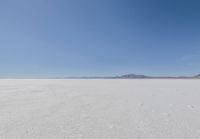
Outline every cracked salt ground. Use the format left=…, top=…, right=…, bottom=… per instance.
left=0, top=79, right=200, bottom=139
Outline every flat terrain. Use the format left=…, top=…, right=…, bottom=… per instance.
left=0, top=79, right=200, bottom=139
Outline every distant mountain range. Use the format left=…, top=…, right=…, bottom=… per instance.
left=194, top=74, right=200, bottom=78
left=1, top=74, right=200, bottom=79
left=66, top=74, right=200, bottom=79
left=116, top=74, right=149, bottom=79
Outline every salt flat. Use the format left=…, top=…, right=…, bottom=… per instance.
left=0, top=79, right=200, bottom=139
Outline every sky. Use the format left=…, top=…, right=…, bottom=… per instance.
left=0, top=0, right=200, bottom=77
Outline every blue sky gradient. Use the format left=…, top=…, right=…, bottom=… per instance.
left=0, top=0, right=200, bottom=77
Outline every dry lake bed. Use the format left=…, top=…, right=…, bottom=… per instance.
left=0, top=79, right=200, bottom=139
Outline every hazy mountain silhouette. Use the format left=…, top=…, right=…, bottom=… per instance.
left=65, top=73, right=200, bottom=79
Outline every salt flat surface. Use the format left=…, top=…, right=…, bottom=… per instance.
left=0, top=79, right=200, bottom=139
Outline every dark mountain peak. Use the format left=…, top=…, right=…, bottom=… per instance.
left=194, top=74, right=200, bottom=78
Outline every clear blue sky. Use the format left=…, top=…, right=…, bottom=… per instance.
left=0, top=0, right=200, bottom=77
